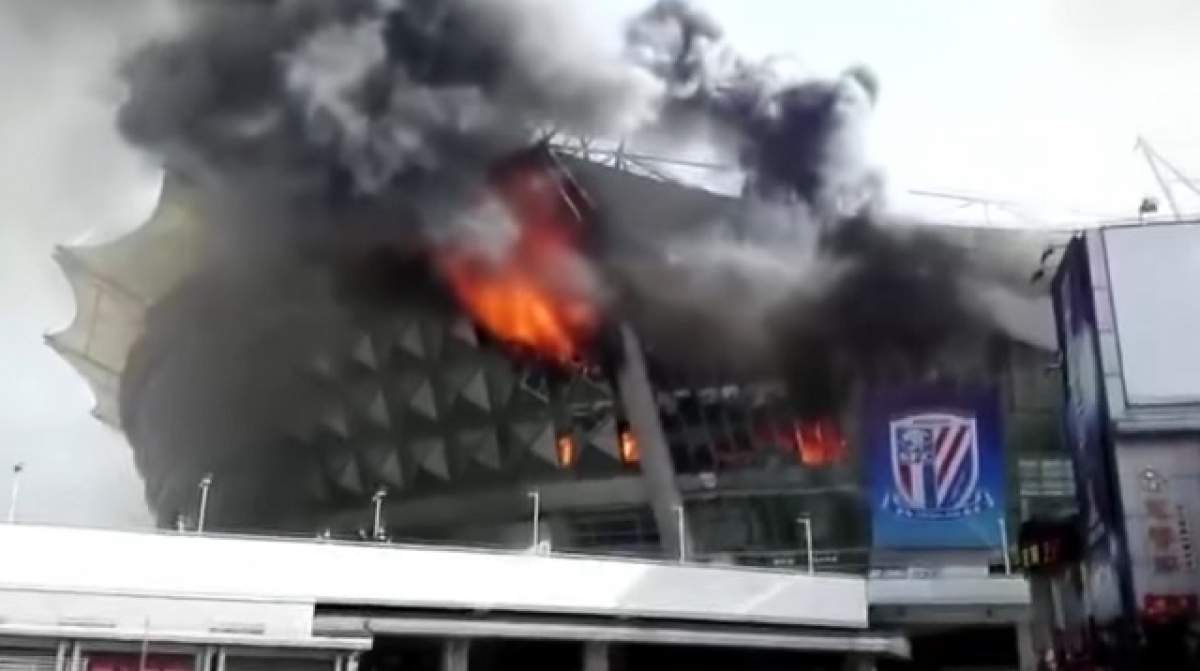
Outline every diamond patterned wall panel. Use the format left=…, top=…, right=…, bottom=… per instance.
left=397, top=322, right=424, bottom=359
left=484, top=360, right=516, bottom=409
left=458, top=370, right=491, bottom=413
left=286, top=302, right=630, bottom=507
left=363, top=389, right=391, bottom=429
left=319, top=402, right=350, bottom=439
left=325, top=449, right=365, bottom=495
left=384, top=369, right=425, bottom=406
left=411, top=437, right=450, bottom=481
left=438, top=358, right=479, bottom=407
left=351, top=333, right=379, bottom=371
left=456, top=428, right=503, bottom=471
left=512, top=420, right=558, bottom=467
left=583, top=414, right=621, bottom=461
left=360, top=440, right=405, bottom=489
left=408, top=379, right=438, bottom=420
left=448, top=315, right=478, bottom=348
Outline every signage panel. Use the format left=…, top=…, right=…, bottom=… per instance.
left=866, top=386, right=1006, bottom=549
left=1052, top=236, right=1134, bottom=623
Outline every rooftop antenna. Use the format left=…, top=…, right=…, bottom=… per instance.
left=1135, top=136, right=1200, bottom=221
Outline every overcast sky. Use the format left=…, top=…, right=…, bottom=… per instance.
left=0, top=1, right=169, bottom=527
left=2, top=0, right=1199, bottom=529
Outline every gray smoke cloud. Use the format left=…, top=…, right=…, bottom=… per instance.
left=613, top=1, right=988, bottom=416
left=117, top=0, right=661, bottom=233
left=117, top=0, right=1004, bottom=528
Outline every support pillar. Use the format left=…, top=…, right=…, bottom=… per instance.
left=582, top=641, right=610, bottom=671
left=196, top=646, right=217, bottom=671
left=616, top=324, right=689, bottom=560
left=68, top=642, right=81, bottom=671
left=441, top=638, right=470, bottom=671
left=1017, top=620, right=1037, bottom=671
left=54, top=641, right=67, bottom=671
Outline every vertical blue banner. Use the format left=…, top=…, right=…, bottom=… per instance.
left=1052, top=236, right=1133, bottom=623
left=865, top=386, right=1006, bottom=549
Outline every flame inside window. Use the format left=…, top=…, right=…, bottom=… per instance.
left=791, top=418, right=847, bottom=467
left=556, top=434, right=577, bottom=469
left=619, top=429, right=640, bottom=465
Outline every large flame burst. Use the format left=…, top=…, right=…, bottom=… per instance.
left=439, top=156, right=599, bottom=363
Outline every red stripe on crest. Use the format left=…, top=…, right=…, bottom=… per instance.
left=936, top=424, right=969, bottom=484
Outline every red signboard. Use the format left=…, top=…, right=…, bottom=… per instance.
left=1143, top=593, right=1199, bottom=621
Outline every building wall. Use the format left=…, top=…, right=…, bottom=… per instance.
left=1081, top=225, right=1200, bottom=620
left=1114, top=435, right=1200, bottom=611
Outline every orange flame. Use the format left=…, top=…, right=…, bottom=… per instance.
left=619, top=429, right=640, bottom=465
left=556, top=434, right=578, bottom=468
left=792, top=418, right=847, bottom=467
left=439, top=159, right=598, bottom=363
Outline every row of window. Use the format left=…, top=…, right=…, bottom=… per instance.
left=0, top=645, right=342, bottom=671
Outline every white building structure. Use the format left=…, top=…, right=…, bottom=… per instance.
left=0, top=523, right=908, bottom=670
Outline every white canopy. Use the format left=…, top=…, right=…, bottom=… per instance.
left=45, top=175, right=208, bottom=426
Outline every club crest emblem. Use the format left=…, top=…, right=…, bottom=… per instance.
left=886, top=412, right=989, bottom=519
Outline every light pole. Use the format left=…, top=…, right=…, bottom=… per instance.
left=796, top=515, right=814, bottom=575
left=7, top=462, right=23, bottom=524
left=527, top=490, right=541, bottom=549
left=196, top=473, right=213, bottom=533
left=372, top=486, right=388, bottom=540
left=673, top=504, right=687, bottom=563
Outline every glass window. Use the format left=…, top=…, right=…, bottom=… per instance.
left=1018, top=457, right=1076, bottom=497
left=0, top=646, right=58, bottom=671
left=223, top=655, right=336, bottom=671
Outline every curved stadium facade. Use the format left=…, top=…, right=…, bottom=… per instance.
left=48, top=149, right=1075, bottom=574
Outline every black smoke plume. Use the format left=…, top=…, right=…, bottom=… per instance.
left=617, top=0, right=986, bottom=417
left=116, top=0, right=1000, bottom=528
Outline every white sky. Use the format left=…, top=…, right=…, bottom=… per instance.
left=2, top=0, right=1199, bottom=528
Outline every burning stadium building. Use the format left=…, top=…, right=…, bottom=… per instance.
left=48, top=0, right=1076, bottom=584
left=50, top=144, right=1071, bottom=573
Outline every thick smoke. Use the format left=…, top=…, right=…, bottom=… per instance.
left=118, top=0, right=661, bottom=240
left=117, top=0, right=1000, bottom=527
left=118, top=0, right=668, bottom=528
left=615, top=1, right=987, bottom=416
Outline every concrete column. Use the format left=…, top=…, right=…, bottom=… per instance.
left=196, top=646, right=216, bottom=671
left=441, top=638, right=470, bottom=671
left=1017, top=620, right=1038, bottom=671
left=616, top=324, right=689, bottom=560
left=68, top=642, right=81, bottom=671
left=582, top=641, right=610, bottom=671
left=54, top=641, right=67, bottom=671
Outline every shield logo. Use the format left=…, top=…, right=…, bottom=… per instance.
left=890, top=412, right=979, bottom=512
